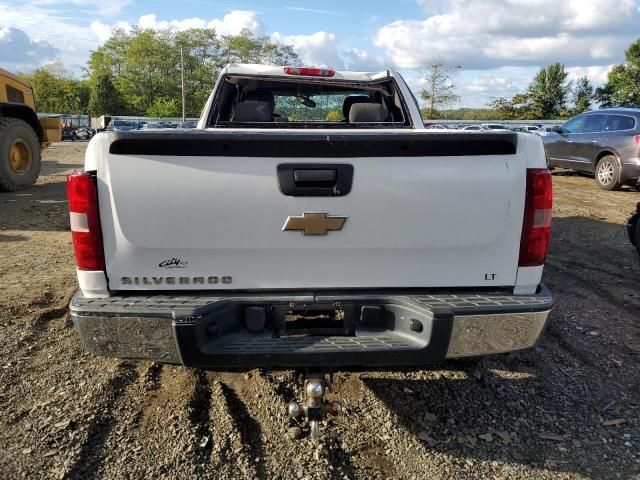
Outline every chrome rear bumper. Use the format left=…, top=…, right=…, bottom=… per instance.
left=70, top=287, right=552, bottom=368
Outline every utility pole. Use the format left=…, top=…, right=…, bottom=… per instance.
left=180, top=45, right=186, bottom=122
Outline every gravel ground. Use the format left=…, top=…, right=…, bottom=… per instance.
left=1, top=141, right=639, bottom=480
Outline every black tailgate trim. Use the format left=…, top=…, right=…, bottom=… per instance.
left=108, top=131, right=518, bottom=157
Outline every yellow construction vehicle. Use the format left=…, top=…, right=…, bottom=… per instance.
left=0, top=68, right=61, bottom=191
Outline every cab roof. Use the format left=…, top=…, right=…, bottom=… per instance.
left=221, top=63, right=390, bottom=82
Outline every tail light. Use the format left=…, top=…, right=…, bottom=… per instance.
left=519, top=169, right=552, bottom=267
left=633, top=134, right=640, bottom=144
left=284, top=66, right=335, bottom=77
left=67, top=172, right=104, bottom=270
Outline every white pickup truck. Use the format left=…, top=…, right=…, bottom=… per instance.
left=68, top=64, right=552, bottom=374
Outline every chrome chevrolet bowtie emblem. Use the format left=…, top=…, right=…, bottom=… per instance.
left=282, top=212, right=347, bottom=236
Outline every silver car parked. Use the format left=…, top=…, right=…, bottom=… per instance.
left=542, top=108, right=640, bottom=190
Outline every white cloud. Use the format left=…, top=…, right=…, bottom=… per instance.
left=284, top=6, right=346, bottom=16
left=272, top=31, right=345, bottom=69
left=89, top=21, right=114, bottom=43
left=91, top=10, right=265, bottom=41
left=0, top=2, right=107, bottom=74
left=343, top=48, right=385, bottom=71
left=566, top=65, right=614, bottom=85
left=208, top=10, right=264, bottom=36
left=374, top=0, right=639, bottom=69
left=0, top=27, right=59, bottom=70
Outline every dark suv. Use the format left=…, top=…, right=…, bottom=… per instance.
left=542, top=108, right=640, bottom=190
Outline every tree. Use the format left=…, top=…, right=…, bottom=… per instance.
left=486, top=63, right=572, bottom=120
left=325, top=109, right=342, bottom=121
left=420, top=59, right=461, bottom=119
left=219, top=30, right=298, bottom=65
left=526, top=63, right=571, bottom=118
left=572, top=76, right=593, bottom=114
left=488, top=92, right=540, bottom=119
left=147, top=98, right=181, bottom=118
left=21, top=63, right=89, bottom=114
left=434, top=107, right=504, bottom=120
left=594, top=84, right=615, bottom=108
left=87, top=27, right=299, bottom=116
left=597, top=38, right=640, bottom=107
left=88, top=74, right=123, bottom=116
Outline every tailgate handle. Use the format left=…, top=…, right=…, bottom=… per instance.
left=278, top=164, right=353, bottom=197
left=294, top=169, right=337, bottom=185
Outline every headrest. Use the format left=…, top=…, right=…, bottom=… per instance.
left=348, top=103, right=388, bottom=123
left=232, top=101, right=273, bottom=122
left=342, top=95, right=370, bottom=119
left=245, top=90, right=275, bottom=112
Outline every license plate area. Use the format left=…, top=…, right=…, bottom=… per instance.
left=273, top=303, right=356, bottom=337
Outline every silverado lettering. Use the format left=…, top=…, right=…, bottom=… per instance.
left=120, top=276, right=231, bottom=285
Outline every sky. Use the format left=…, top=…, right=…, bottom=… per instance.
left=1, top=0, right=639, bottom=108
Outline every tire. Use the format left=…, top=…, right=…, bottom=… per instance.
left=0, top=117, right=42, bottom=192
left=634, top=219, right=640, bottom=256
left=595, top=155, right=621, bottom=191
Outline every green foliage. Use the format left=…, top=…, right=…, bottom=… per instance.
left=594, top=83, right=615, bottom=108
left=572, top=76, right=594, bottom=114
left=21, top=63, right=89, bottom=114
left=420, top=59, right=461, bottom=119
left=488, top=93, right=537, bottom=119
left=526, top=63, right=571, bottom=118
left=87, top=27, right=299, bottom=116
left=597, top=39, right=640, bottom=107
left=219, top=29, right=299, bottom=65
left=487, top=63, right=572, bottom=120
left=325, top=109, right=342, bottom=121
left=433, top=108, right=504, bottom=120
left=88, top=74, right=123, bottom=116
left=578, top=37, right=640, bottom=108
left=147, top=97, right=181, bottom=117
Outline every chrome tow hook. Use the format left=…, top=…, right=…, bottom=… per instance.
left=288, top=372, right=342, bottom=439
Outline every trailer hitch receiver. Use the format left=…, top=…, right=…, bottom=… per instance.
left=288, top=372, right=342, bottom=439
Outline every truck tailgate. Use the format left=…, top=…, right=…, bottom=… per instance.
left=95, top=130, right=526, bottom=291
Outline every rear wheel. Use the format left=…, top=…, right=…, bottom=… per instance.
left=0, top=118, right=42, bottom=192
left=595, top=155, right=621, bottom=191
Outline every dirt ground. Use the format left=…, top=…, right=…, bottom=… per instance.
left=1, top=141, right=639, bottom=480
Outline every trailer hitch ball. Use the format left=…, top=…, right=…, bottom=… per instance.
left=288, top=401, right=303, bottom=418
left=287, top=373, right=344, bottom=439
left=306, top=379, right=324, bottom=399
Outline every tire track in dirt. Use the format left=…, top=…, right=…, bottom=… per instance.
left=187, top=369, right=214, bottom=473
left=91, top=364, right=225, bottom=479
left=208, top=374, right=243, bottom=478
left=4, top=289, right=75, bottom=364
left=65, top=362, right=139, bottom=479
left=220, top=381, right=267, bottom=478
left=1, top=300, right=75, bottom=394
left=547, top=255, right=639, bottom=285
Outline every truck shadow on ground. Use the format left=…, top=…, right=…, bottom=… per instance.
left=0, top=181, right=69, bottom=233
left=40, top=160, right=82, bottom=177
left=361, top=359, right=635, bottom=479
left=359, top=215, right=639, bottom=479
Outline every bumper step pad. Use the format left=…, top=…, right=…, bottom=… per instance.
left=70, top=287, right=553, bottom=368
